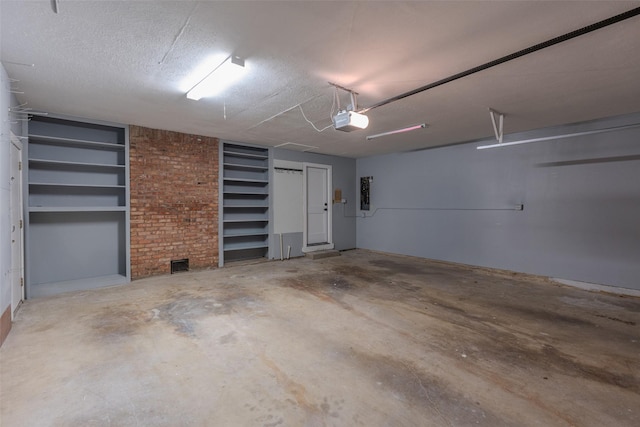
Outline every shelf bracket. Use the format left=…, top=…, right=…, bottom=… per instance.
left=489, top=108, right=504, bottom=144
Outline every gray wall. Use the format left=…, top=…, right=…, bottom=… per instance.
left=271, top=148, right=356, bottom=256
left=356, top=112, right=640, bottom=290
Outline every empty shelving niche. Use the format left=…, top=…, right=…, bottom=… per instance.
left=27, top=116, right=130, bottom=298
left=221, top=142, right=270, bottom=264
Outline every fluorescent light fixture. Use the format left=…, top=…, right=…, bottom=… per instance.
left=186, top=55, right=245, bottom=100
left=366, top=123, right=427, bottom=141
left=476, top=122, right=640, bottom=150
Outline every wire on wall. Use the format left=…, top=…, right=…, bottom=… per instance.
left=339, top=204, right=523, bottom=219
left=360, top=205, right=524, bottom=217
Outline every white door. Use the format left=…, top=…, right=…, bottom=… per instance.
left=10, top=135, right=24, bottom=317
left=303, top=163, right=333, bottom=251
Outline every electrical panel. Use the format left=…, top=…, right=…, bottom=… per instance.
left=360, top=176, right=372, bottom=211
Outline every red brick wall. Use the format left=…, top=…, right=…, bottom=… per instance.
left=129, top=126, right=218, bottom=279
left=0, top=305, right=11, bottom=348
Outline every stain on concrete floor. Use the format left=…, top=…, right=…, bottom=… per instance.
left=1, top=249, right=639, bottom=426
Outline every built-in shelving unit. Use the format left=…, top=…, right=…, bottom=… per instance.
left=26, top=116, right=129, bottom=298
left=221, top=143, right=269, bottom=264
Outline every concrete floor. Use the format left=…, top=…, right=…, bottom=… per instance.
left=1, top=250, right=639, bottom=427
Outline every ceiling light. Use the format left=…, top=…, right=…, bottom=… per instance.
left=186, top=55, right=245, bottom=101
left=366, top=123, right=427, bottom=141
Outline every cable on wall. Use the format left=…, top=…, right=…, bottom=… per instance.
left=358, top=6, right=640, bottom=114
left=339, top=204, right=523, bottom=218
left=359, top=205, right=524, bottom=218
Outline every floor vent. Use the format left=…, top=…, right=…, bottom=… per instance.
left=171, top=259, right=189, bottom=274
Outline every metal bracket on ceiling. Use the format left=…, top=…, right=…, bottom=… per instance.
left=328, top=82, right=360, bottom=111
left=489, top=108, right=504, bottom=144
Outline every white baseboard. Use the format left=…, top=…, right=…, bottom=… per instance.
left=552, top=278, right=640, bottom=298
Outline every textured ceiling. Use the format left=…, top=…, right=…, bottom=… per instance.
left=2, top=1, right=640, bottom=158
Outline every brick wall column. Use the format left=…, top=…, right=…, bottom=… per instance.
left=129, top=126, right=219, bottom=278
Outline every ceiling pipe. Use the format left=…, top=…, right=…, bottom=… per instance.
left=358, top=6, right=640, bottom=114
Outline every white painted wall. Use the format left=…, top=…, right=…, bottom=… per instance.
left=273, top=159, right=303, bottom=234
left=0, top=62, right=25, bottom=319
left=0, top=64, right=14, bottom=315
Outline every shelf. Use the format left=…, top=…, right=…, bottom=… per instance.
left=29, top=182, right=125, bottom=189
left=29, top=206, right=127, bottom=212
left=224, top=205, right=269, bottom=209
left=223, top=150, right=268, bottom=160
left=223, top=218, right=269, bottom=223
left=27, top=116, right=129, bottom=298
left=223, top=177, right=268, bottom=184
left=223, top=191, right=268, bottom=196
left=223, top=242, right=269, bottom=251
left=223, top=252, right=268, bottom=263
left=223, top=222, right=268, bottom=235
left=29, top=134, right=125, bottom=151
left=221, top=142, right=269, bottom=265
left=223, top=232, right=269, bottom=238
left=223, top=207, right=269, bottom=222
left=29, top=159, right=125, bottom=169
left=223, top=162, right=268, bottom=171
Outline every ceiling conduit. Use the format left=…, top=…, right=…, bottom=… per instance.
left=358, top=7, right=640, bottom=114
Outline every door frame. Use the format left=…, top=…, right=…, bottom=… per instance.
left=10, top=132, right=24, bottom=318
left=302, top=162, right=333, bottom=253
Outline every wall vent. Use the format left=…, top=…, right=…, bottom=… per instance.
left=171, top=259, right=189, bottom=274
